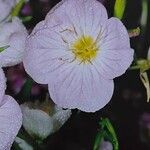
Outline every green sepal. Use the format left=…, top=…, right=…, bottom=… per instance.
left=128, top=27, right=140, bottom=38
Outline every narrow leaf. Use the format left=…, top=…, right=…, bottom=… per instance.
left=93, top=130, right=105, bottom=150
left=93, top=118, right=119, bottom=150
left=11, top=0, right=25, bottom=17
left=104, top=118, right=119, bottom=150
left=114, top=0, right=126, bottom=20
left=0, top=45, right=10, bottom=52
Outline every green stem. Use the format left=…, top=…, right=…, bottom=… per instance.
left=11, top=0, right=25, bottom=17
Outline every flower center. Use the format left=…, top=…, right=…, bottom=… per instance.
left=71, top=35, right=98, bottom=63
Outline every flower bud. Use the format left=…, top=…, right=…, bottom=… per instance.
left=21, top=100, right=71, bottom=140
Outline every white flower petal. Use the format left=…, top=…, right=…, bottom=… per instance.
left=45, top=0, right=108, bottom=36
left=93, top=18, right=134, bottom=79
left=52, top=106, right=71, bottom=132
left=24, top=28, right=75, bottom=84
left=0, top=95, right=22, bottom=150
left=48, top=64, right=114, bottom=112
left=30, top=21, right=45, bottom=35
left=21, top=104, right=53, bottom=140
left=0, top=0, right=12, bottom=22
left=0, top=17, right=28, bottom=67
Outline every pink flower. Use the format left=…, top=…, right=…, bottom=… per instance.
left=24, top=0, right=134, bottom=112
left=0, top=17, right=28, bottom=67
left=0, top=0, right=16, bottom=22
left=0, top=68, right=22, bottom=149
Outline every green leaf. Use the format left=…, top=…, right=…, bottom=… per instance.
left=130, top=59, right=150, bottom=72
left=93, top=130, right=105, bottom=150
left=103, top=118, right=119, bottom=150
left=21, top=16, right=33, bottom=23
left=0, top=45, right=10, bottom=52
left=114, top=0, right=126, bottom=20
left=137, top=59, right=150, bottom=72
left=93, top=118, right=119, bottom=150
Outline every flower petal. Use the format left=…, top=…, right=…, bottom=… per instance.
left=52, top=106, right=71, bottom=131
left=0, top=17, right=28, bottom=67
left=0, top=95, right=22, bottom=149
left=24, top=0, right=108, bottom=85
left=24, top=28, right=75, bottom=84
left=48, top=64, right=114, bottom=112
left=93, top=17, right=134, bottom=79
left=45, top=0, right=108, bottom=36
left=0, top=0, right=12, bottom=22
left=21, top=104, right=53, bottom=140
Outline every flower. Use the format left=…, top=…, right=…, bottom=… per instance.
left=0, top=68, right=22, bottom=149
left=0, top=0, right=15, bottom=22
left=99, top=141, right=113, bottom=150
left=23, top=0, right=134, bottom=112
left=0, top=17, right=28, bottom=67
left=21, top=101, right=71, bottom=140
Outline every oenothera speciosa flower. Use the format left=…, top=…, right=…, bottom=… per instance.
left=23, top=0, right=134, bottom=112
left=0, top=68, right=22, bottom=149
left=21, top=101, right=71, bottom=140
left=0, top=17, right=28, bottom=67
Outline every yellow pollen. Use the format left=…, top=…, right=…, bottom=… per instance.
left=71, top=35, right=98, bottom=63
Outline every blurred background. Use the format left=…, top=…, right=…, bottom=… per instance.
left=9, top=0, right=150, bottom=149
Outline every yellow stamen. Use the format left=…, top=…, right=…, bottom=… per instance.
left=71, top=35, right=98, bottom=63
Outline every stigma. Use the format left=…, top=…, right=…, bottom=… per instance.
left=71, top=35, right=98, bottom=64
